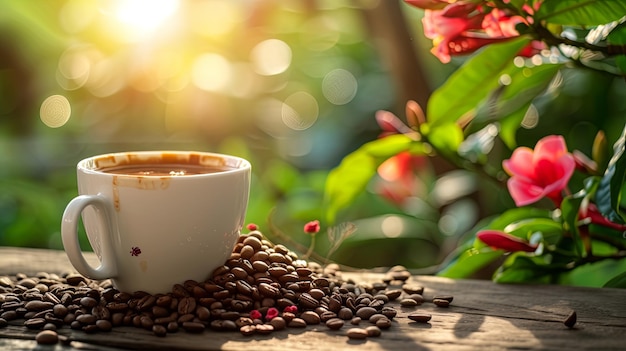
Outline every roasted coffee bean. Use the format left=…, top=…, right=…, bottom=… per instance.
left=258, top=283, right=280, bottom=298
left=1, top=310, right=17, bottom=321
left=407, top=293, right=425, bottom=305
left=53, top=304, right=68, bottom=318
left=96, top=319, right=112, bottom=331
left=381, top=306, right=397, bottom=319
left=25, top=300, right=54, bottom=311
left=433, top=295, right=453, bottom=303
left=350, top=317, right=361, bottom=325
left=209, top=319, right=237, bottom=331
left=79, top=297, right=98, bottom=309
left=433, top=298, right=450, bottom=307
left=338, top=307, right=353, bottom=320
left=564, top=311, right=577, bottom=328
left=156, top=295, right=172, bottom=307
left=76, top=314, right=97, bottom=325
left=368, top=314, right=387, bottom=324
left=384, top=289, right=402, bottom=301
left=375, top=317, right=391, bottom=329
left=43, top=292, right=61, bottom=305
left=178, top=297, right=197, bottom=315
left=270, top=316, right=286, bottom=331
left=43, top=323, right=57, bottom=331
left=288, top=318, right=307, bottom=328
left=24, top=317, right=47, bottom=329
left=167, top=321, right=179, bottom=333
left=402, top=284, right=424, bottom=295
left=36, top=330, right=59, bottom=344
left=355, top=306, right=377, bottom=320
left=92, top=306, right=111, bottom=320
left=408, top=313, right=432, bottom=323
left=240, top=324, right=256, bottom=336
left=137, top=295, right=156, bottom=311
left=346, top=327, right=368, bottom=339
left=0, top=318, right=7, bottom=328
left=326, top=317, right=344, bottom=330
left=320, top=310, right=337, bottom=322
left=298, top=293, right=319, bottom=310
left=255, top=323, right=274, bottom=334
left=366, top=325, right=381, bottom=337
left=153, top=324, right=167, bottom=337
left=300, top=311, right=321, bottom=325
left=400, top=298, right=419, bottom=307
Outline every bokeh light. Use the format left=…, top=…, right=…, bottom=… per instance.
left=322, top=68, right=358, bottom=105
left=40, top=95, right=71, bottom=128
left=250, top=39, right=292, bottom=76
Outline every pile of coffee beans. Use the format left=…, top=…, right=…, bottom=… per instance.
left=0, top=230, right=451, bottom=345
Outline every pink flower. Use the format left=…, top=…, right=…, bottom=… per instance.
left=304, top=220, right=321, bottom=234
left=407, top=0, right=530, bottom=63
left=502, top=135, right=575, bottom=207
left=477, top=230, right=537, bottom=252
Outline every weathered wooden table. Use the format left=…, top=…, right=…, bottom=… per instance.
left=0, top=246, right=624, bottom=350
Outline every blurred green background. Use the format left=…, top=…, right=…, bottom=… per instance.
left=1, top=0, right=624, bottom=273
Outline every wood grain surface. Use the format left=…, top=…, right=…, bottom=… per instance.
left=0, top=247, right=624, bottom=351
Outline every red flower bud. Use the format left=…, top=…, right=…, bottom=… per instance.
left=283, top=305, right=298, bottom=314
left=304, top=220, right=320, bottom=234
left=265, top=307, right=279, bottom=321
left=477, top=230, right=537, bottom=252
left=249, top=310, right=262, bottom=320
left=246, top=223, right=258, bottom=231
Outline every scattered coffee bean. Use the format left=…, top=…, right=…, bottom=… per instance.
left=288, top=318, right=307, bottom=328
left=0, top=230, right=460, bottom=342
left=365, top=325, right=381, bottom=337
left=355, top=306, right=377, bottom=320
left=433, top=295, right=454, bottom=303
left=408, top=313, right=432, bottom=323
left=400, top=298, right=419, bottom=307
left=153, top=324, right=167, bottom=337
left=564, top=311, right=577, bottom=328
left=433, top=298, right=450, bottom=308
left=36, top=330, right=59, bottom=345
left=346, top=327, right=369, bottom=339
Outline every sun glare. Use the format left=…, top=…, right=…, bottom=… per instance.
left=112, top=0, right=179, bottom=38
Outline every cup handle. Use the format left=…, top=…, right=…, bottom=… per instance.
left=61, top=194, right=118, bottom=280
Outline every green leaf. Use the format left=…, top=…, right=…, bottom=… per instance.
left=504, top=218, right=563, bottom=244
left=323, top=134, right=425, bottom=225
left=499, top=107, right=527, bottom=149
left=604, top=271, right=626, bottom=288
left=428, top=122, right=464, bottom=155
left=427, top=37, right=532, bottom=128
left=607, top=22, right=626, bottom=76
left=561, top=193, right=587, bottom=257
left=595, top=123, right=626, bottom=223
left=494, top=255, right=552, bottom=284
left=485, top=207, right=554, bottom=230
left=472, top=63, right=562, bottom=128
left=438, top=246, right=504, bottom=278
left=535, top=0, right=626, bottom=26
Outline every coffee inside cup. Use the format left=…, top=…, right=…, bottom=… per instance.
left=91, top=152, right=240, bottom=176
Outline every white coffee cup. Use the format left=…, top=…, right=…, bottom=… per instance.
left=61, top=151, right=251, bottom=294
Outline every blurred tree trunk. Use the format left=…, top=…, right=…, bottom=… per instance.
left=355, top=0, right=431, bottom=114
